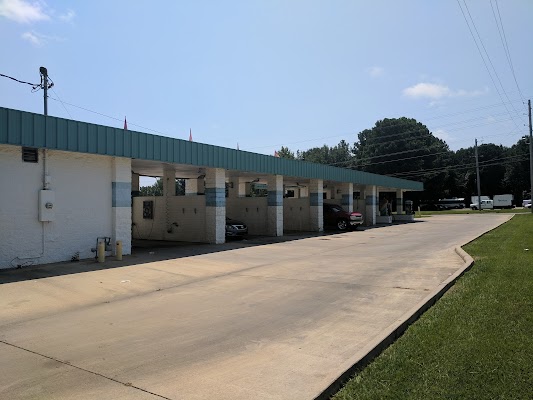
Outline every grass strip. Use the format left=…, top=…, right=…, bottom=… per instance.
left=416, top=208, right=530, bottom=216
left=333, top=214, right=532, bottom=400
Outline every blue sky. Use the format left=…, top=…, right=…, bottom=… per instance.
left=1, top=0, right=532, bottom=158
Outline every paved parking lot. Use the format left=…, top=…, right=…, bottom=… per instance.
left=0, top=214, right=511, bottom=400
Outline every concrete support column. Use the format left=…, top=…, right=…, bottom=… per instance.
left=267, top=175, right=284, bottom=236
left=163, top=169, right=176, bottom=197
left=396, top=189, right=404, bottom=214
left=238, top=180, right=247, bottom=197
left=196, top=177, right=205, bottom=195
left=363, top=185, right=378, bottom=226
left=185, top=179, right=198, bottom=196
left=205, top=168, right=226, bottom=244
left=341, top=182, right=354, bottom=212
left=244, top=182, right=252, bottom=197
left=309, top=179, right=323, bottom=232
left=111, top=157, right=132, bottom=255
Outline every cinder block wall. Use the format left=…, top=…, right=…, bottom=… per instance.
left=132, top=196, right=206, bottom=242
left=0, top=145, right=131, bottom=269
left=226, top=197, right=268, bottom=235
left=283, top=198, right=311, bottom=231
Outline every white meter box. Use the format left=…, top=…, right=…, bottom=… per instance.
left=39, top=190, right=55, bottom=221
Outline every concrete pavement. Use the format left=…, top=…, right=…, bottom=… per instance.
left=0, top=214, right=512, bottom=399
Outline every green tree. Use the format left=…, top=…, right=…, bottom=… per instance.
left=277, top=146, right=296, bottom=159
left=298, top=140, right=354, bottom=167
left=139, top=178, right=185, bottom=196
left=354, top=117, right=453, bottom=200
left=503, top=137, right=531, bottom=202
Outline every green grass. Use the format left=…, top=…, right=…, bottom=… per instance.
left=415, top=208, right=531, bottom=218
left=333, top=214, right=533, bottom=400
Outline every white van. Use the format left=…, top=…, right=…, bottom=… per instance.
left=470, top=199, right=494, bottom=210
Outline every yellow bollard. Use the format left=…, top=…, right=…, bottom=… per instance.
left=97, top=241, right=105, bottom=263
left=116, top=240, right=123, bottom=261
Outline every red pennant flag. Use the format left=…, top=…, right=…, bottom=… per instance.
left=189, top=128, right=192, bottom=142
left=124, top=117, right=127, bottom=130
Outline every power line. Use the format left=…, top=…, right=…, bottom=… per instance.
left=458, top=0, right=525, bottom=129
left=47, top=97, right=169, bottom=136
left=387, top=153, right=529, bottom=179
left=387, top=156, right=529, bottom=180
left=47, top=75, right=72, bottom=119
left=45, top=92, right=526, bottom=153
left=249, top=97, right=527, bottom=151
left=0, top=72, right=40, bottom=89
left=492, top=0, right=525, bottom=103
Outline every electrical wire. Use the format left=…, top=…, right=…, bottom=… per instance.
left=387, top=153, right=529, bottom=178
left=457, top=0, right=525, bottom=129
left=251, top=101, right=527, bottom=152
left=0, top=73, right=40, bottom=89
left=43, top=92, right=526, bottom=154
left=47, top=75, right=73, bottom=119
left=492, top=0, right=525, bottom=104
left=47, top=97, right=169, bottom=136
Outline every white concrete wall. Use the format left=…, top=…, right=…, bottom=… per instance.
left=132, top=196, right=206, bottom=242
left=226, top=197, right=268, bottom=235
left=0, top=145, right=129, bottom=269
left=283, top=198, right=311, bottom=231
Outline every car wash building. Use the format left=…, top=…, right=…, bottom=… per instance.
left=0, top=107, right=423, bottom=269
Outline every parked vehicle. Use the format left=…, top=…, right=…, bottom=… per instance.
left=470, top=199, right=494, bottom=210
left=436, top=198, right=465, bottom=210
left=323, top=203, right=364, bottom=230
left=493, top=194, right=514, bottom=209
left=225, top=217, right=248, bottom=238
left=470, top=195, right=490, bottom=204
left=522, top=199, right=531, bottom=208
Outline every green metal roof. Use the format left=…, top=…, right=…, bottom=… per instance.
left=0, top=107, right=423, bottom=191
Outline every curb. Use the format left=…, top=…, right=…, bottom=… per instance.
left=314, top=245, right=475, bottom=400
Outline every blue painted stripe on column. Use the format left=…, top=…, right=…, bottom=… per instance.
left=205, top=187, right=225, bottom=207
left=365, top=195, right=378, bottom=206
left=267, top=191, right=282, bottom=206
left=310, top=192, right=322, bottom=206
left=112, top=182, right=131, bottom=207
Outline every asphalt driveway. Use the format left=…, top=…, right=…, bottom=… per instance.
left=0, top=214, right=512, bottom=400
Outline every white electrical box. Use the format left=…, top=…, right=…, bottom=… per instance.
left=39, top=190, right=55, bottom=221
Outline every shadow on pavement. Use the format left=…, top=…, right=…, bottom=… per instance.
left=0, top=221, right=421, bottom=285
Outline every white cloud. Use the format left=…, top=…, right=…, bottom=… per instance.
left=21, top=30, right=41, bottom=45
left=367, top=66, right=384, bottom=78
left=59, top=9, right=74, bottom=22
left=433, top=129, right=455, bottom=143
left=0, top=0, right=49, bottom=23
left=403, top=82, right=489, bottom=100
left=21, top=30, right=64, bottom=46
left=403, top=83, right=451, bottom=99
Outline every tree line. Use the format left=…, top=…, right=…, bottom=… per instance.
left=277, top=117, right=531, bottom=205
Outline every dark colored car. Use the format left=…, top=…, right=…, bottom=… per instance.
left=225, top=217, right=248, bottom=238
left=323, top=203, right=364, bottom=231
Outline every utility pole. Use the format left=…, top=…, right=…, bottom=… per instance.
left=40, top=66, right=48, bottom=116
left=39, top=67, right=51, bottom=190
left=527, top=100, right=533, bottom=213
left=475, top=139, right=481, bottom=211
